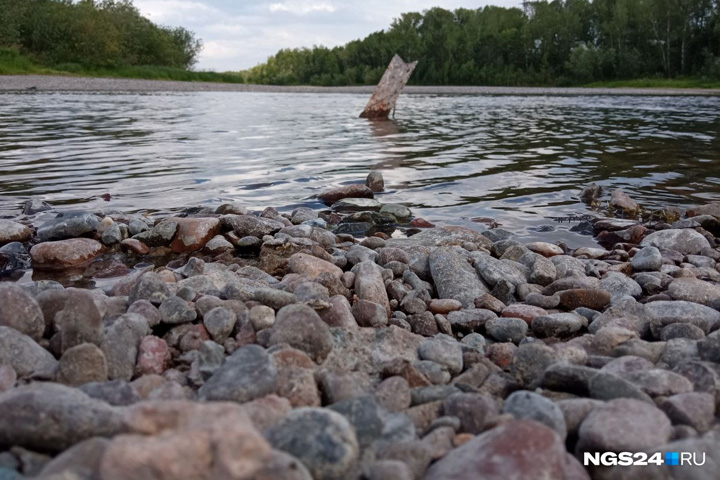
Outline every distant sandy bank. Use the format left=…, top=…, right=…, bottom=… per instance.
left=1, top=74, right=719, bottom=96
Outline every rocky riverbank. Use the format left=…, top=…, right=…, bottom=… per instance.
left=1, top=173, right=720, bottom=479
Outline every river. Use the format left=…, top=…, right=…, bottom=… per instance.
left=1, top=92, right=718, bottom=247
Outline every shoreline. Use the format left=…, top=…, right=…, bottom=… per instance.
left=1, top=74, right=720, bottom=95
left=1, top=173, right=720, bottom=477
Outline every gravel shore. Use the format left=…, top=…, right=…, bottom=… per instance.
left=1, top=174, right=720, bottom=479
left=1, top=74, right=719, bottom=95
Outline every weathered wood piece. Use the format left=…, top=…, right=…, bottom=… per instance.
left=359, top=54, right=418, bottom=119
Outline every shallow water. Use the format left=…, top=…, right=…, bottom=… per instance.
left=1, top=92, right=719, bottom=247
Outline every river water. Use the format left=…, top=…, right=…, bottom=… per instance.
left=1, top=92, right=719, bottom=247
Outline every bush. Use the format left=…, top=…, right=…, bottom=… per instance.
left=0, top=0, right=202, bottom=70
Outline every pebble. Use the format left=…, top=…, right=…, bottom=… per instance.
left=100, top=314, right=148, bottom=381
left=577, top=398, right=672, bottom=453
left=503, top=390, right=567, bottom=440
left=202, top=307, right=236, bottom=343
left=0, top=326, right=57, bottom=379
left=640, top=228, right=711, bottom=255
left=249, top=305, right=275, bottom=330
left=426, top=420, right=572, bottom=480
left=428, top=299, right=463, bottom=315
left=0, top=383, right=126, bottom=452
left=380, top=203, right=411, bottom=219
left=266, top=408, right=359, bottom=480
left=128, top=272, right=170, bottom=305
left=667, top=277, right=720, bottom=306
left=57, top=343, right=108, bottom=386
left=526, top=242, right=564, bottom=257
left=198, top=345, right=276, bottom=402
left=0, top=284, right=45, bottom=341
left=56, top=290, right=104, bottom=353
left=557, top=289, right=611, bottom=310
left=429, top=247, right=488, bottom=307
left=352, top=299, right=389, bottom=327
left=442, top=393, right=499, bottom=434
left=135, top=336, right=171, bottom=376
left=36, top=212, right=100, bottom=241
left=30, top=238, right=104, bottom=270
left=268, top=304, right=334, bottom=362
left=0, top=220, right=31, bottom=245
left=418, top=338, right=463, bottom=376
left=484, top=317, right=528, bottom=344
left=532, top=313, right=586, bottom=338
left=288, top=253, right=343, bottom=279
left=317, top=184, right=374, bottom=204
left=158, top=296, right=197, bottom=324
left=354, top=261, right=391, bottom=315
left=631, top=246, right=663, bottom=271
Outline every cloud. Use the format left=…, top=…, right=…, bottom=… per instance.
left=133, top=0, right=524, bottom=71
left=269, top=1, right=337, bottom=14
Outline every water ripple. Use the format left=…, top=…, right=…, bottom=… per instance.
left=1, top=92, right=719, bottom=245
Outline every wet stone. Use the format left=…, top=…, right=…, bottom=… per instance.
left=37, top=212, right=100, bottom=241
left=30, top=238, right=104, bottom=270
left=0, top=220, right=31, bottom=245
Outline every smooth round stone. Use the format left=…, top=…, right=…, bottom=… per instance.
left=577, top=399, right=672, bottom=453
left=198, top=344, right=277, bottom=402
left=158, top=296, right=197, bottom=325
left=428, top=299, right=463, bottom=315
left=0, top=283, right=45, bottom=341
left=526, top=242, right=564, bottom=257
left=418, top=339, right=463, bottom=376
left=365, top=171, right=384, bottom=193
left=202, top=307, right=236, bottom=343
left=667, top=278, right=720, bottom=306
left=30, top=238, right=104, bottom=270
left=266, top=408, right=359, bottom=480
left=484, top=317, right=528, bottom=344
left=557, top=289, right=611, bottom=310
left=501, top=304, right=548, bottom=325
left=631, top=246, right=663, bottom=271
left=531, top=313, right=586, bottom=338
left=57, top=343, right=108, bottom=386
left=640, top=229, right=711, bottom=255
left=317, top=184, right=374, bottom=204
left=425, top=420, right=569, bottom=480
left=249, top=305, right=275, bottom=330
left=120, top=239, right=150, bottom=255
left=0, top=220, right=31, bottom=245
left=503, top=390, right=567, bottom=440
left=380, top=203, right=411, bottom=219
left=660, top=323, right=705, bottom=341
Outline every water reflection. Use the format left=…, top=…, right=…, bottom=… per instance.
left=0, top=92, right=718, bottom=246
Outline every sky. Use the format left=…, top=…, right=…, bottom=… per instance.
left=133, top=0, right=523, bottom=71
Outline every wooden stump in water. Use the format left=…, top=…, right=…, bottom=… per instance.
left=359, top=55, right=418, bottom=119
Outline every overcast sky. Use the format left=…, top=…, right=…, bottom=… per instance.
left=133, top=0, right=523, bottom=71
